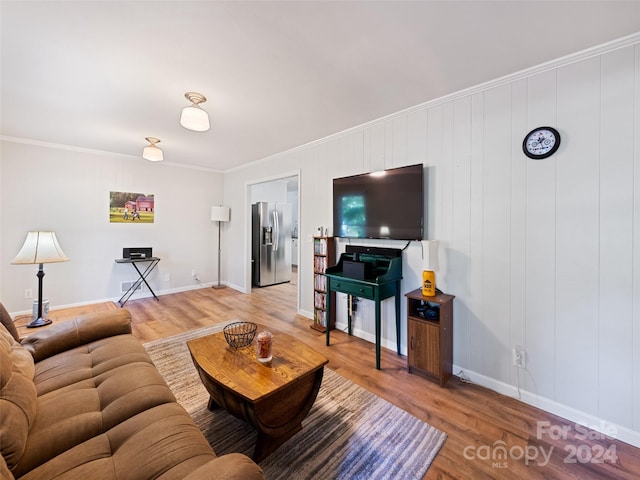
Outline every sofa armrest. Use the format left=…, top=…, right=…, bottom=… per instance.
left=20, top=309, right=132, bottom=362
left=182, top=454, right=265, bottom=480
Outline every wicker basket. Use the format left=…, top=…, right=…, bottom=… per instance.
left=223, top=321, right=257, bottom=348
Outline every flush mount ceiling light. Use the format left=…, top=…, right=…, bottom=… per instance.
left=142, top=137, right=164, bottom=161
left=180, top=92, right=210, bottom=132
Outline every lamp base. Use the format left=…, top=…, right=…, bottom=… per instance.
left=26, top=317, right=52, bottom=328
left=212, top=284, right=227, bottom=290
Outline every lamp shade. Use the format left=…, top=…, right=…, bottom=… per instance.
left=142, top=145, right=163, bottom=161
left=12, top=231, right=69, bottom=264
left=421, top=240, right=439, bottom=271
left=180, top=92, right=210, bottom=132
left=211, top=206, right=230, bottom=222
left=142, top=137, right=163, bottom=161
left=180, top=105, right=210, bottom=132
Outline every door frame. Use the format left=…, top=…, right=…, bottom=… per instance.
left=244, top=169, right=301, bottom=311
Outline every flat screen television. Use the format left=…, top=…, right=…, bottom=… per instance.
left=332, top=163, right=424, bottom=241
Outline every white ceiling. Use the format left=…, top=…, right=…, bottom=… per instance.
left=2, top=1, right=639, bottom=171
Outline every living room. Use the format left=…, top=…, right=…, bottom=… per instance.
left=2, top=2, right=640, bottom=479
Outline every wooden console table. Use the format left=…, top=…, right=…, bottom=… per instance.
left=324, top=246, right=403, bottom=370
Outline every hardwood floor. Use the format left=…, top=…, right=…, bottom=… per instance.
left=32, top=276, right=640, bottom=479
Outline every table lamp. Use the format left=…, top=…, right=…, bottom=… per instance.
left=211, top=206, right=230, bottom=289
left=12, top=231, right=69, bottom=327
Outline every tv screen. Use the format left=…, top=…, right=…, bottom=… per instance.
left=332, top=164, right=424, bottom=241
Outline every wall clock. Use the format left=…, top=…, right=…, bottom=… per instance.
left=523, top=126, right=561, bottom=159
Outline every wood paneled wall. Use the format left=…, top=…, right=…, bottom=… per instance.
left=224, top=37, right=640, bottom=446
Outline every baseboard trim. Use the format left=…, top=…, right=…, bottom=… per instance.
left=9, top=283, right=242, bottom=316
left=334, top=321, right=407, bottom=356
left=453, top=364, right=640, bottom=449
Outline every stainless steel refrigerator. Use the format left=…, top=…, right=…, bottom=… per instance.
left=252, top=202, right=292, bottom=287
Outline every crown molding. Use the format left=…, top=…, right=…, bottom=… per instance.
left=229, top=31, right=640, bottom=173
left=0, top=135, right=224, bottom=174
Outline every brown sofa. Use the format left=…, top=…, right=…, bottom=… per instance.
left=0, top=304, right=265, bottom=480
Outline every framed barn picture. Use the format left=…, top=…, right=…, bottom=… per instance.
left=109, top=191, right=155, bottom=223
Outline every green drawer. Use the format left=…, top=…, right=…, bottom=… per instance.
left=331, top=280, right=374, bottom=298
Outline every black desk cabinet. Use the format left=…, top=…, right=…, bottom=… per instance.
left=405, top=289, right=454, bottom=386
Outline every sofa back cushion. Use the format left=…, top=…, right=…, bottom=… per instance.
left=0, top=303, right=20, bottom=342
left=0, top=454, right=15, bottom=480
left=0, top=326, right=37, bottom=473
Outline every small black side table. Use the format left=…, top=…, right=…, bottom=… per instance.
left=115, top=257, right=161, bottom=306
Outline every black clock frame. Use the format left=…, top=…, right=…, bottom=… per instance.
left=523, top=126, right=561, bottom=160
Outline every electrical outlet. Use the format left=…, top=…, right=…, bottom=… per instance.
left=191, top=270, right=197, bottom=278
left=24, top=289, right=32, bottom=299
left=513, top=345, right=525, bottom=368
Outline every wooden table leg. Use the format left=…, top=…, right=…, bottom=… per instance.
left=207, top=396, right=220, bottom=411
left=253, top=424, right=303, bottom=462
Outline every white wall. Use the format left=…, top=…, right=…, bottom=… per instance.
left=1, top=32, right=638, bottom=448
left=0, top=140, right=224, bottom=312
left=250, top=179, right=288, bottom=204
left=223, top=36, right=640, bottom=446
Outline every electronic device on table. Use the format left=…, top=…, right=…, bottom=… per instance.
left=122, top=247, right=152, bottom=259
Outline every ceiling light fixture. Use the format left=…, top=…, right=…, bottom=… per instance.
left=142, top=137, right=163, bottom=161
left=180, top=92, right=210, bottom=132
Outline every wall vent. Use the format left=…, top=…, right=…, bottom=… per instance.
left=120, top=281, right=142, bottom=294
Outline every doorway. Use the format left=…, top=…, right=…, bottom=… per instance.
left=247, top=172, right=300, bottom=311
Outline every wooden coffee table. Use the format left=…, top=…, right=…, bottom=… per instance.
left=187, top=324, right=328, bottom=461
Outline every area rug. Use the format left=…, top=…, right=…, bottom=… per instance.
left=144, top=323, right=447, bottom=480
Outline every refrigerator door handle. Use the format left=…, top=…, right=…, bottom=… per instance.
left=273, top=209, right=279, bottom=252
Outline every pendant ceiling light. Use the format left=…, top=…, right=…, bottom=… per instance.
left=142, top=137, right=164, bottom=161
left=180, top=92, right=210, bottom=132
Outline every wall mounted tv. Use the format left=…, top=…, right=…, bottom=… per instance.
left=332, top=163, right=424, bottom=241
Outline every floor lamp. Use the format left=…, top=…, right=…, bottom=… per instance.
left=211, top=206, right=230, bottom=289
left=12, top=231, right=70, bottom=328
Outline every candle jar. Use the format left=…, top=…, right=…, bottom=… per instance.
left=255, top=330, right=273, bottom=363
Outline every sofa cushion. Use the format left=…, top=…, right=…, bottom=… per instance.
left=32, top=333, right=153, bottom=395
left=0, top=454, right=15, bottom=480
left=0, top=325, right=35, bottom=381
left=12, top=334, right=178, bottom=477
left=16, top=403, right=220, bottom=480
left=20, top=309, right=132, bottom=362
left=0, top=302, right=20, bottom=342
left=0, top=329, right=37, bottom=473
left=182, top=453, right=266, bottom=480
